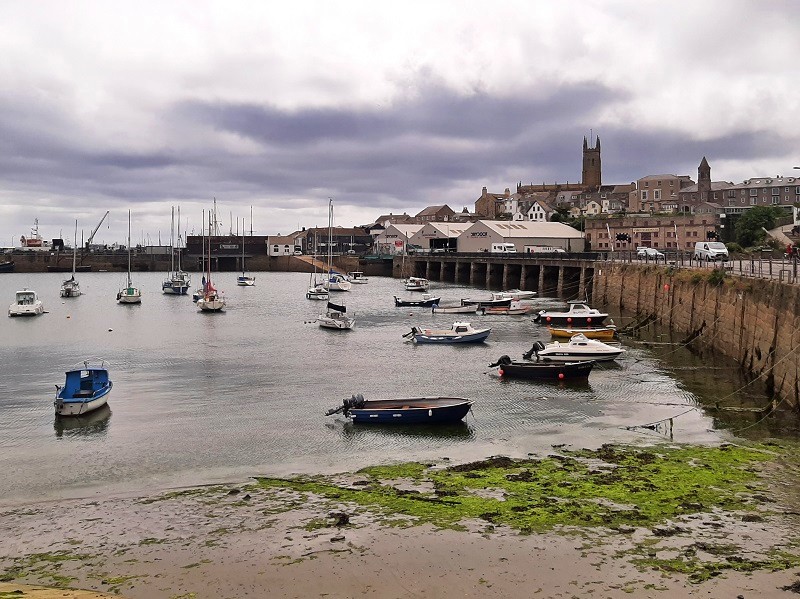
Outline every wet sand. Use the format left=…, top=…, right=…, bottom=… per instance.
left=2, top=476, right=800, bottom=599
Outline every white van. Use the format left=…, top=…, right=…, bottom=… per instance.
left=694, top=241, right=728, bottom=262
left=491, top=243, right=517, bottom=253
left=526, top=246, right=566, bottom=254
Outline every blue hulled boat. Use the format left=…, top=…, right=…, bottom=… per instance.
left=54, top=360, right=113, bottom=417
left=326, top=394, right=472, bottom=424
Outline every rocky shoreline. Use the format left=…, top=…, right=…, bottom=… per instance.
left=2, top=442, right=800, bottom=598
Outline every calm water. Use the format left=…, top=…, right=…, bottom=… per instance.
left=0, top=271, right=793, bottom=506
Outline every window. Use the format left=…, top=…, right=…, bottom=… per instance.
left=654, top=190, right=661, bottom=200
left=772, top=197, right=779, bottom=204
left=641, top=190, right=648, bottom=200
left=272, top=245, right=279, bottom=252
left=751, top=197, right=757, bottom=205
left=772, top=188, right=780, bottom=195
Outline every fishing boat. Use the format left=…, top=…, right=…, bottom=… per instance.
left=480, top=301, right=532, bottom=315
left=117, top=211, right=142, bottom=304
left=404, top=276, right=429, bottom=292
left=549, top=322, right=617, bottom=341
left=318, top=300, right=355, bottom=330
left=8, top=289, right=44, bottom=316
left=489, top=355, right=595, bottom=381
left=403, top=321, right=491, bottom=344
left=524, top=334, right=624, bottom=362
left=60, top=220, right=81, bottom=298
left=325, top=394, right=472, bottom=424
left=197, top=210, right=226, bottom=312
left=533, top=301, right=608, bottom=326
left=347, top=271, right=369, bottom=284
left=321, top=200, right=352, bottom=292
left=491, top=289, right=537, bottom=301
left=431, top=303, right=479, bottom=314
left=394, top=294, right=441, bottom=307
left=236, top=209, right=255, bottom=286
left=162, top=206, right=191, bottom=294
left=54, top=359, right=113, bottom=416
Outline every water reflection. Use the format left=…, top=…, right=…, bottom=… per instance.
left=54, top=405, right=112, bottom=439
left=331, top=419, right=475, bottom=442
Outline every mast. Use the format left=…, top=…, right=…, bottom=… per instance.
left=327, top=199, right=333, bottom=279
left=127, top=210, right=132, bottom=288
left=241, top=217, right=246, bottom=276
left=170, top=206, right=175, bottom=274
left=177, top=206, right=182, bottom=271
left=71, top=220, right=77, bottom=278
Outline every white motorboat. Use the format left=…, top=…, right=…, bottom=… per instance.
left=60, top=220, right=81, bottom=298
left=405, top=277, right=430, bottom=292
left=492, top=289, right=536, bottom=301
left=318, top=300, right=354, bottom=330
left=117, top=211, right=142, bottom=304
left=533, top=302, right=608, bottom=326
left=347, top=271, right=369, bottom=284
left=8, top=289, right=44, bottom=316
left=525, top=333, right=625, bottom=362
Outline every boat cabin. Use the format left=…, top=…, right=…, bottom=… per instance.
left=14, top=290, right=37, bottom=305
left=63, top=367, right=111, bottom=398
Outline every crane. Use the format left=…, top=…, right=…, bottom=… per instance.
left=85, top=211, right=110, bottom=250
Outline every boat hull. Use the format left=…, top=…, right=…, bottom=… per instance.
left=432, top=305, right=478, bottom=314
left=55, top=388, right=111, bottom=416
left=236, top=276, right=256, bottom=286
left=549, top=327, right=616, bottom=340
left=348, top=397, right=472, bottom=424
left=307, top=289, right=330, bottom=300
left=8, top=302, right=44, bottom=316
left=395, top=296, right=441, bottom=307
left=197, top=297, right=226, bottom=311
left=535, top=314, right=608, bottom=326
left=413, top=330, right=490, bottom=344
left=162, top=283, right=190, bottom=294
left=535, top=350, right=622, bottom=362
left=0, top=260, right=15, bottom=273
left=497, top=360, right=594, bottom=380
left=318, top=315, right=355, bottom=330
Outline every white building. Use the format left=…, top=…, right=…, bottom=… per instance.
left=374, top=224, right=424, bottom=254
left=267, top=235, right=296, bottom=256
left=409, top=222, right=468, bottom=252
left=457, top=221, right=584, bottom=253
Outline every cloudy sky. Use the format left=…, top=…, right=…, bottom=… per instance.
left=1, top=0, right=798, bottom=246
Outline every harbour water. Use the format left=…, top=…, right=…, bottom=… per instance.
left=0, top=271, right=795, bottom=506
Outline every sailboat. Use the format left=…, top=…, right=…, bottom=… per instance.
left=60, top=220, right=81, bottom=298
left=197, top=210, right=226, bottom=312
left=237, top=212, right=255, bottom=286
left=117, top=210, right=142, bottom=304
left=322, top=201, right=351, bottom=292
left=162, top=206, right=191, bottom=294
left=306, top=228, right=329, bottom=300
left=318, top=199, right=354, bottom=329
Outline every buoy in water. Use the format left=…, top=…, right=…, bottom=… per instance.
left=498, top=368, right=504, bottom=376
left=558, top=373, right=565, bottom=380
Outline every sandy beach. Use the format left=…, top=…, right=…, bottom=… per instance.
left=2, top=445, right=800, bottom=599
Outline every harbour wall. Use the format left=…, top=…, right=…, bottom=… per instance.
left=593, top=263, right=800, bottom=410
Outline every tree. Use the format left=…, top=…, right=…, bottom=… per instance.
left=734, top=206, right=784, bottom=248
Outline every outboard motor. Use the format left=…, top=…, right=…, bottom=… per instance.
left=489, top=355, right=512, bottom=368
left=522, top=341, right=545, bottom=361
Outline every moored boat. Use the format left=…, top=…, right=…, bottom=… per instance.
left=404, top=321, right=490, bottom=344
left=431, top=303, right=479, bottom=314
left=60, top=220, right=81, bottom=298
left=492, top=289, right=537, bottom=301
left=318, top=300, right=355, bottom=330
left=481, top=300, right=532, bottom=315
left=533, top=301, right=608, bottom=326
left=347, top=271, right=369, bottom=284
left=325, top=394, right=472, bottom=424
left=549, top=322, right=617, bottom=340
left=489, top=355, right=594, bottom=381
left=404, top=276, right=430, bottom=292
left=524, top=334, right=624, bottom=362
left=394, top=294, right=441, bottom=307
left=8, top=289, right=44, bottom=316
left=54, top=359, right=113, bottom=417
left=461, top=297, right=512, bottom=309
left=0, top=260, right=15, bottom=273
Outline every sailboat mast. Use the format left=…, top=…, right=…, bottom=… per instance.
left=176, top=206, right=182, bottom=271
left=241, top=217, right=246, bottom=276
left=327, top=199, right=333, bottom=277
left=127, top=210, right=132, bottom=287
left=72, top=220, right=77, bottom=276
left=170, top=206, right=175, bottom=274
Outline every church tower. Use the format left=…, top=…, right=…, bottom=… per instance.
left=582, top=136, right=601, bottom=191
left=697, top=156, right=711, bottom=202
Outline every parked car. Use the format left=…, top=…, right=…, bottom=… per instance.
left=637, top=247, right=665, bottom=260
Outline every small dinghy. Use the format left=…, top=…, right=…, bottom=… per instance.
left=394, top=294, right=441, bottom=307
left=404, top=321, right=491, bottom=344
left=326, top=394, right=473, bottom=424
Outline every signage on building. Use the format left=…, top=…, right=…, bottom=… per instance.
left=220, top=244, right=239, bottom=250
left=470, top=231, right=488, bottom=237
left=394, top=240, right=403, bottom=247
left=632, top=228, right=659, bottom=233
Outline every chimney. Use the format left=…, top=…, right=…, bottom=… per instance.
left=504, top=188, right=510, bottom=197
left=482, top=186, right=487, bottom=195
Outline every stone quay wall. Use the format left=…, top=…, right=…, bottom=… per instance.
left=593, top=263, right=800, bottom=409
